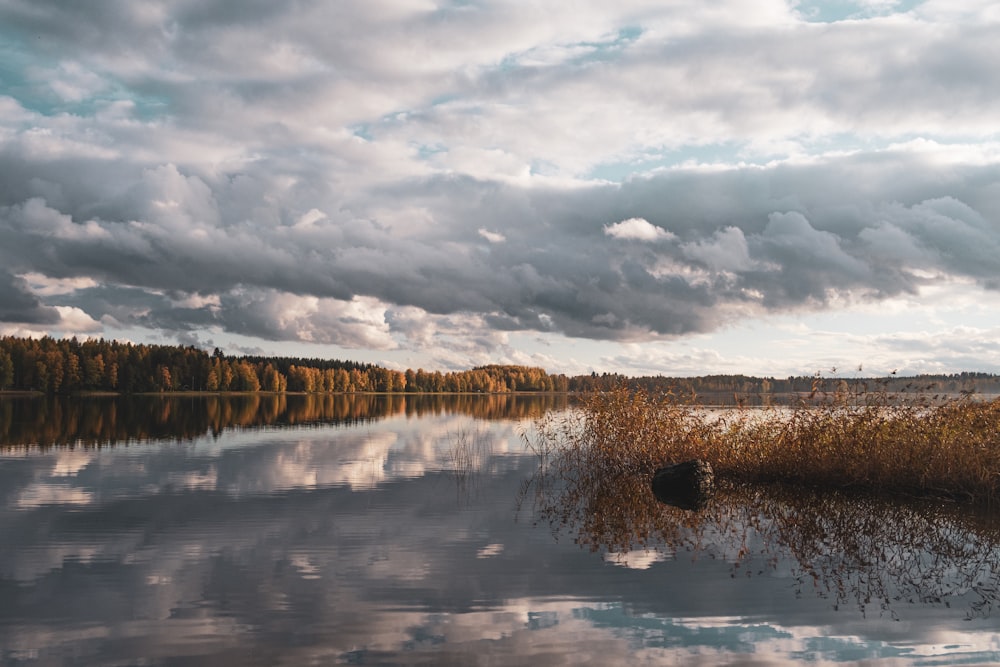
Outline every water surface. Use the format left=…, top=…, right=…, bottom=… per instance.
left=1, top=395, right=998, bottom=665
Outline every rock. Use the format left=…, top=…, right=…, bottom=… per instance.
left=651, top=459, right=714, bottom=510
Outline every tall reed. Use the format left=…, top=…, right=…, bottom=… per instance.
left=534, top=383, right=1000, bottom=505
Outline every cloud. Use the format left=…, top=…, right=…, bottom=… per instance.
left=3, top=147, right=1000, bottom=351
left=604, top=217, right=675, bottom=242
left=215, top=290, right=398, bottom=350
left=0, top=271, right=62, bottom=325
left=0, top=270, right=98, bottom=334
left=680, top=226, right=754, bottom=272
left=478, top=228, right=506, bottom=244
left=0, top=1, right=999, bottom=370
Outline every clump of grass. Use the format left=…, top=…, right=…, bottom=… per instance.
left=447, top=425, right=495, bottom=501
left=536, top=382, right=1000, bottom=505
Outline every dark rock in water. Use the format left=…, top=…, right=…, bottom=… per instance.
left=651, top=459, right=715, bottom=510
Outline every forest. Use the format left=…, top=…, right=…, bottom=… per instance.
left=567, top=370, right=1000, bottom=396
left=1, top=335, right=999, bottom=396
left=0, top=336, right=569, bottom=394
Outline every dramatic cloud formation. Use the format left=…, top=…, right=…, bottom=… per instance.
left=1, top=0, right=999, bottom=375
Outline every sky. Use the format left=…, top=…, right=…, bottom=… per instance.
left=1, top=0, right=1000, bottom=378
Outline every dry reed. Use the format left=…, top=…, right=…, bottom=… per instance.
left=534, top=382, right=1000, bottom=505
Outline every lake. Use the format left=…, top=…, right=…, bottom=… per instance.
left=1, top=394, right=999, bottom=666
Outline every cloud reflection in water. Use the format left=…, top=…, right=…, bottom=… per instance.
left=1, top=398, right=1000, bottom=665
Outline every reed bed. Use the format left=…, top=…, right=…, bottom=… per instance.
left=533, top=382, right=1000, bottom=505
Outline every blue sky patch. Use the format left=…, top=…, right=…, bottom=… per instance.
left=0, top=30, right=168, bottom=121
left=794, top=0, right=925, bottom=22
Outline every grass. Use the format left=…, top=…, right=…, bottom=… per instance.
left=447, top=425, right=495, bottom=502
left=531, top=381, right=1000, bottom=505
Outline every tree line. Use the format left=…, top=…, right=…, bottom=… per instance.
left=0, top=336, right=569, bottom=394
left=2, top=335, right=997, bottom=397
left=567, top=371, right=1000, bottom=396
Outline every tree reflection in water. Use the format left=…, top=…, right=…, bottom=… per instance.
left=0, top=393, right=568, bottom=448
left=522, top=456, right=1000, bottom=621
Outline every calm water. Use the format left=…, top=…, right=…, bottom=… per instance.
left=1, top=394, right=999, bottom=666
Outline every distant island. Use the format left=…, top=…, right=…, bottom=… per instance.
left=2, top=335, right=999, bottom=396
